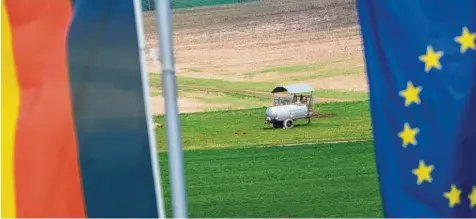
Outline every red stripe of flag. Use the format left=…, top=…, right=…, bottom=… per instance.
left=5, top=0, right=87, bottom=217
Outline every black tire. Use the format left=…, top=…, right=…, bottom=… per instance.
left=284, top=119, right=295, bottom=129
left=272, top=121, right=284, bottom=128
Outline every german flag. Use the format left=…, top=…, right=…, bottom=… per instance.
left=2, top=0, right=160, bottom=217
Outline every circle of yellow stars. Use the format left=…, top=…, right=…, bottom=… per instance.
left=398, top=26, right=476, bottom=208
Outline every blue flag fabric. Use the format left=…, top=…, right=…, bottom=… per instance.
left=357, top=0, right=476, bottom=217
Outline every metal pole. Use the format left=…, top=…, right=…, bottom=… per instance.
left=154, top=0, right=188, bottom=218
left=132, top=0, right=166, bottom=217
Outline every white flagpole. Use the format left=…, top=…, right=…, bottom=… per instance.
left=132, top=0, right=166, bottom=217
left=154, top=0, right=189, bottom=217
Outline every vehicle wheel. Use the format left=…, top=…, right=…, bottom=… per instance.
left=272, top=121, right=284, bottom=128
left=284, top=119, right=295, bottom=129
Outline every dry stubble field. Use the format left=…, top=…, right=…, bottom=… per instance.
left=143, top=0, right=367, bottom=114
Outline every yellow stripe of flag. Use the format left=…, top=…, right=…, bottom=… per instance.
left=1, top=3, right=19, bottom=218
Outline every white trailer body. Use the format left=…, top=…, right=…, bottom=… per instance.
left=265, top=104, right=308, bottom=122
left=264, top=84, right=315, bottom=129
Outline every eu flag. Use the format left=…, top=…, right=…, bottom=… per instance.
left=357, top=0, right=476, bottom=217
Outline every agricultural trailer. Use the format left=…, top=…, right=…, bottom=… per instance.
left=264, top=84, right=315, bottom=129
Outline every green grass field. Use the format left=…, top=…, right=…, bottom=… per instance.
left=155, top=100, right=382, bottom=217
left=158, top=141, right=382, bottom=217
left=149, top=74, right=367, bottom=101
left=149, top=59, right=367, bottom=110
left=154, top=101, right=372, bottom=151
left=244, top=59, right=363, bottom=80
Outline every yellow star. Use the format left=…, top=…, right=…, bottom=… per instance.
left=411, top=160, right=434, bottom=185
left=455, top=26, right=476, bottom=53
left=469, top=186, right=476, bottom=208
left=399, top=81, right=422, bottom=107
left=444, top=184, right=462, bottom=208
left=418, top=46, right=443, bottom=72
left=398, top=123, right=419, bottom=148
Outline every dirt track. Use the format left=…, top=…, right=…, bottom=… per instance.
left=142, top=0, right=365, bottom=114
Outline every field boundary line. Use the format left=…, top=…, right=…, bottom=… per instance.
left=168, top=137, right=375, bottom=152
left=255, top=137, right=374, bottom=148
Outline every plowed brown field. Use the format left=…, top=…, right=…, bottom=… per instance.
left=142, top=0, right=366, bottom=114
